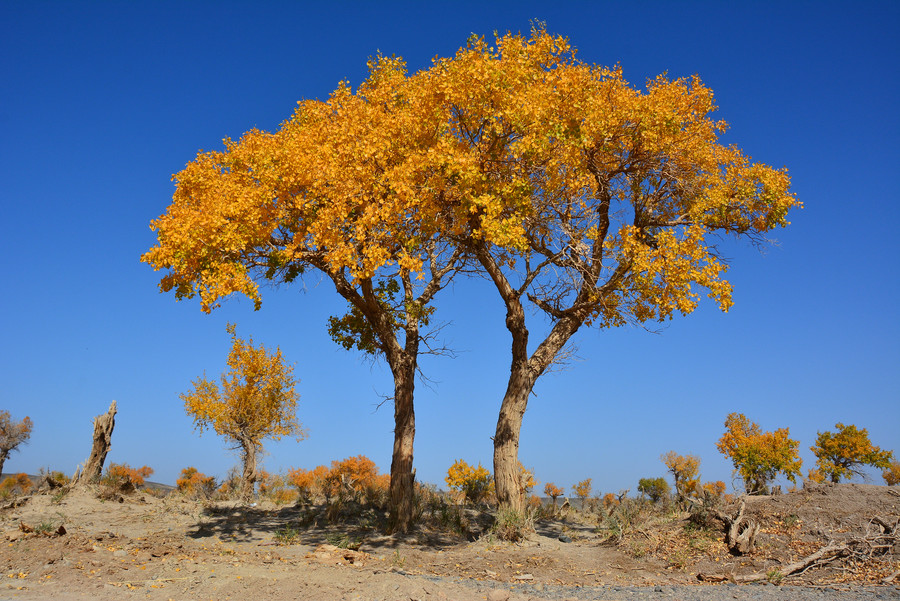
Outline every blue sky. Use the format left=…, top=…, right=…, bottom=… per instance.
left=2, top=1, right=898, bottom=495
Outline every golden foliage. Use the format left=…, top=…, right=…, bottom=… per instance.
left=519, top=463, right=537, bottom=495
left=661, top=451, right=700, bottom=498
left=287, top=456, right=387, bottom=506
left=701, top=480, right=726, bottom=499
left=572, top=478, right=593, bottom=501
left=883, top=461, right=900, bottom=486
left=0, top=473, right=32, bottom=497
left=176, top=467, right=216, bottom=497
left=445, top=459, right=493, bottom=505
left=811, top=423, right=893, bottom=483
left=543, top=482, right=563, bottom=500
left=103, top=463, right=153, bottom=488
left=142, top=27, right=797, bottom=330
left=181, top=324, right=303, bottom=453
left=602, top=492, right=618, bottom=509
left=716, top=413, right=802, bottom=493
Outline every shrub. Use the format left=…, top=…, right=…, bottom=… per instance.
left=637, top=477, right=670, bottom=502
left=883, top=460, right=900, bottom=486
left=325, top=455, right=386, bottom=506
left=700, top=480, right=726, bottom=499
left=491, top=506, right=535, bottom=542
left=286, top=465, right=329, bottom=502
left=602, top=492, right=618, bottom=509
left=102, top=463, right=153, bottom=492
left=0, top=473, right=32, bottom=498
left=445, top=459, right=493, bottom=505
left=176, top=467, right=217, bottom=498
left=257, top=470, right=298, bottom=505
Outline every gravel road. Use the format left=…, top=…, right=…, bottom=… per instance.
left=418, top=575, right=900, bottom=600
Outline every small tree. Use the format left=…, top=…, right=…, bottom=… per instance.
left=445, top=459, right=492, bottom=505
left=544, top=482, right=563, bottom=507
left=883, top=461, right=900, bottom=486
left=181, top=324, right=304, bottom=500
left=716, top=413, right=802, bottom=494
left=572, top=478, right=592, bottom=506
left=811, top=423, right=893, bottom=483
left=0, top=411, right=33, bottom=476
left=661, top=451, right=700, bottom=498
left=637, top=477, right=670, bottom=502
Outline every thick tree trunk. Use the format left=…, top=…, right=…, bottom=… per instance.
left=493, top=363, right=533, bottom=512
left=0, top=449, right=8, bottom=477
left=75, top=401, right=117, bottom=486
left=388, top=356, right=417, bottom=533
left=240, top=441, right=259, bottom=501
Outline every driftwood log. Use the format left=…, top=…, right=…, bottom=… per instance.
left=72, top=401, right=117, bottom=487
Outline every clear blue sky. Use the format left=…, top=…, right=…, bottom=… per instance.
left=3, top=1, right=898, bottom=494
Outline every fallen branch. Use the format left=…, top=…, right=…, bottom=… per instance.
left=699, top=539, right=852, bottom=583
left=700, top=519, right=899, bottom=584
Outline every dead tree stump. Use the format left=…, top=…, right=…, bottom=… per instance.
left=72, top=401, right=117, bottom=487
left=714, top=499, right=760, bottom=555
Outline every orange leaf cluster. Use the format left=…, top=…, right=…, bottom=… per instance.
left=661, top=451, right=700, bottom=498
left=176, top=467, right=216, bottom=498
left=143, top=27, right=798, bottom=330
left=104, top=463, right=153, bottom=488
left=287, top=456, right=387, bottom=505
left=0, top=473, right=32, bottom=496
left=445, top=459, right=493, bottom=505
left=543, top=482, right=563, bottom=500
left=572, top=478, right=592, bottom=501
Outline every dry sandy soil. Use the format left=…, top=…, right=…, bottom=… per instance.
left=0, top=483, right=898, bottom=600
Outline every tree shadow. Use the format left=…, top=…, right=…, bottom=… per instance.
left=185, top=502, right=467, bottom=551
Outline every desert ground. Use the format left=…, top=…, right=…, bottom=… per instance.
left=1, top=482, right=898, bottom=600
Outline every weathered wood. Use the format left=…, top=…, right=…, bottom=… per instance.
left=73, top=401, right=117, bottom=486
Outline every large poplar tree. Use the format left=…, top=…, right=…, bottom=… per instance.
left=417, top=28, right=799, bottom=510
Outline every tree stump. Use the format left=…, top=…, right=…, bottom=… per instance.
left=72, top=401, right=117, bottom=487
left=714, top=499, right=760, bottom=555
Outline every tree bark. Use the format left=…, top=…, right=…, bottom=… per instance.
left=0, top=449, right=8, bottom=478
left=388, top=353, right=417, bottom=533
left=493, top=364, right=532, bottom=512
left=239, top=440, right=259, bottom=501
left=74, top=401, right=117, bottom=486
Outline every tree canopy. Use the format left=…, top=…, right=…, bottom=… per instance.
left=717, top=413, right=802, bottom=493
left=810, top=423, right=893, bottom=483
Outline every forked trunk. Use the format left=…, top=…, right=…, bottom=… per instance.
left=388, top=357, right=416, bottom=533
left=493, top=364, right=533, bottom=512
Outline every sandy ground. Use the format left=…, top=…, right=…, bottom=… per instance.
left=0, top=483, right=897, bottom=600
